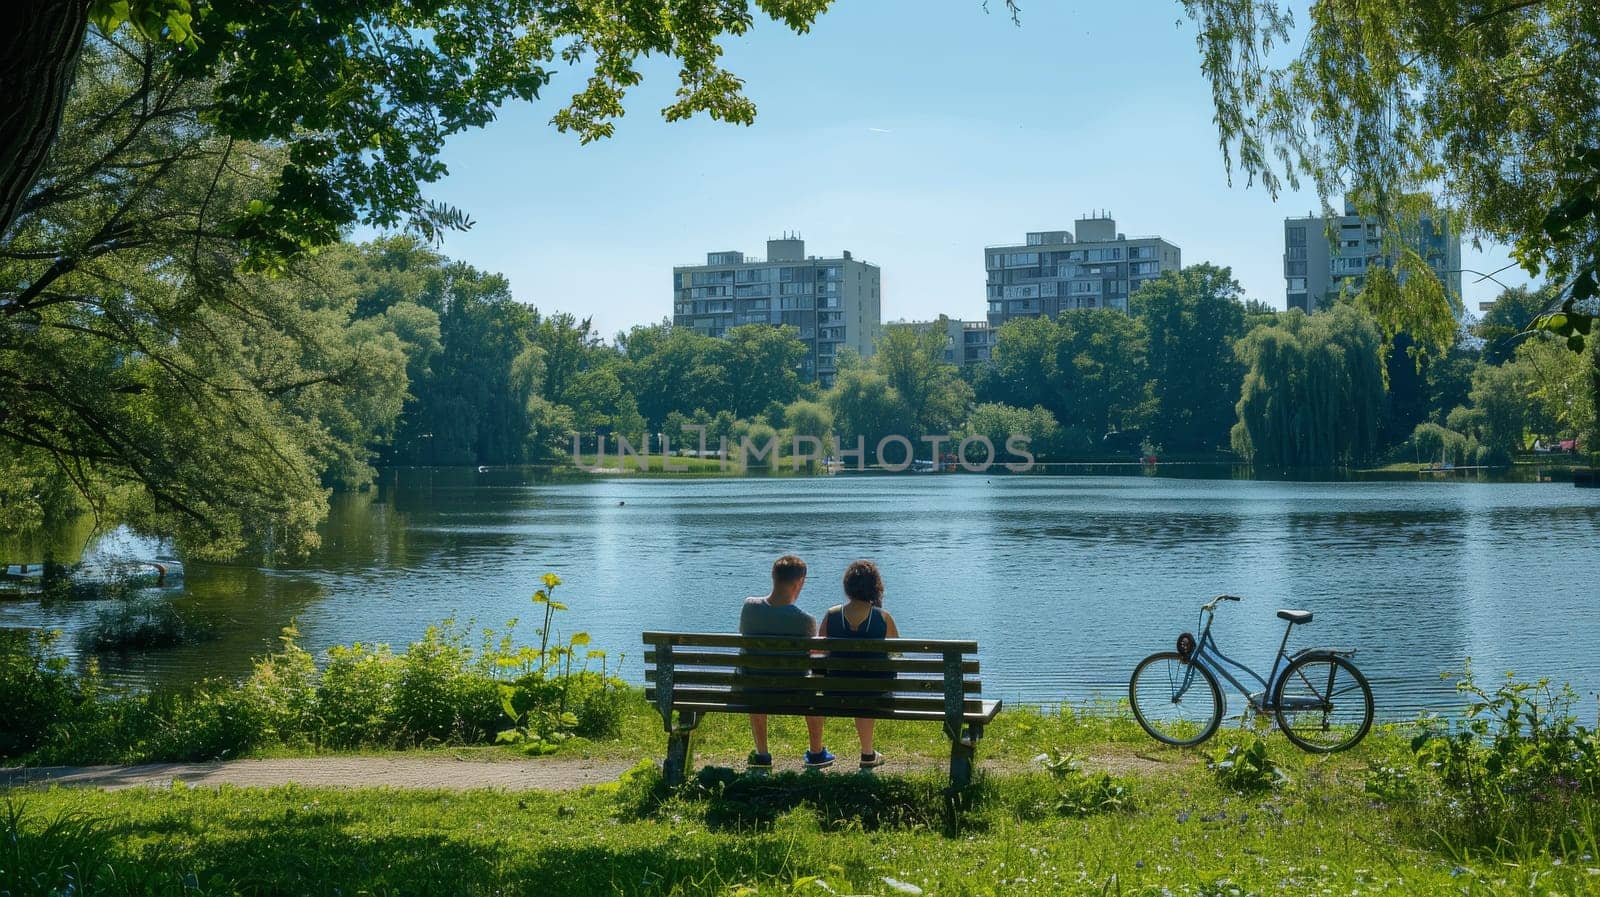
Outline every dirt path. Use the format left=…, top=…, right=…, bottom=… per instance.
left=1, top=756, right=638, bottom=792
left=2, top=748, right=1190, bottom=793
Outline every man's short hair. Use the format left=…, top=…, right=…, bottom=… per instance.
left=771, top=554, right=807, bottom=585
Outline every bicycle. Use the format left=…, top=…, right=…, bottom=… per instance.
left=1128, top=595, right=1374, bottom=752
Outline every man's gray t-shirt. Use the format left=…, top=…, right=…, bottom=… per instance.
left=739, top=596, right=816, bottom=638
left=738, top=597, right=815, bottom=678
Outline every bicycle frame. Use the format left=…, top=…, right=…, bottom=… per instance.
left=1178, top=604, right=1325, bottom=713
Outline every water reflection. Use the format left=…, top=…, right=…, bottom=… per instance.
left=2, top=472, right=1595, bottom=718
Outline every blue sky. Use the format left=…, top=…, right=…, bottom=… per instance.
left=419, top=1, right=1533, bottom=339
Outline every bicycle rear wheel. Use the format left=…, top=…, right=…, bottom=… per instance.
left=1272, top=652, right=1373, bottom=753
left=1129, top=651, right=1223, bottom=747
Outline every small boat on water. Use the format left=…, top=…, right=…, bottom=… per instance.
left=1, top=558, right=184, bottom=592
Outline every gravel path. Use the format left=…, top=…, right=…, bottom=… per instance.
left=1, top=756, right=637, bottom=792
left=1, top=748, right=1187, bottom=793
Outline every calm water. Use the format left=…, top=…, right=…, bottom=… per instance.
left=6, top=470, right=1599, bottom=718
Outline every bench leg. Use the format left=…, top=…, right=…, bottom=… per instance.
left=662, top=711, right=699, bottom=787
left=948, top=724, right=980, bottom=789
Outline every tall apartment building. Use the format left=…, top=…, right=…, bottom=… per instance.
left=985, top=215, right=1182, bottom=328
left=672, top=237, right=881, bottom=386
left=1283, top=199, right=1462, bottom=313
left=889, top=316, right=995, bottom=366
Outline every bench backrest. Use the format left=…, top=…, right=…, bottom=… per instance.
left=642, top=632, right=982, bottom=729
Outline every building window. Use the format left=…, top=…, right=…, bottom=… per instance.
left=1287, top=226, right=1306, bottom=247
left=1287, top=277, right=1307, bottom=291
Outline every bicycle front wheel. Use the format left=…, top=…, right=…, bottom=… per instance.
left=1129, top=651, right=1223, bottom=747
left=1272, top=652, right=1373, bottom=753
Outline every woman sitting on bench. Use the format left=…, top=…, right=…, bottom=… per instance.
left=819, top=559, right=900, bottom=770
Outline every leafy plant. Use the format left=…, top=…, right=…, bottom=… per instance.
left=1362, top=761, right=1424, bottom=805
left=493, top=574, right=626, bottom=750
left=1399, top=664, right=1599, bottom=854
left=1208, top=735, right=1290, bottom=793
left=1039, top=750, right=1134, bottom=816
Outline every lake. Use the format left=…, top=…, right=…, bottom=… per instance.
left=6, top=469, right=1599, bottom=719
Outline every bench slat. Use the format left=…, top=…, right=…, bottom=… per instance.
left=643, top=632, right=978, bottom=654
left=644, top=670, right=981, bottom=694
left=647, top=687, right=987, bottom=715
left=644, top=650, right=979, bottom=676
left=660, top=699, right=1003, bottom=725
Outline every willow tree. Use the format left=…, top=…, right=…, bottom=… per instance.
left=1183, top=0, right=1600, bottom=443
left=1233, top=306, right=1386, bottom=468
left=1, top=34, right=415, bottom=558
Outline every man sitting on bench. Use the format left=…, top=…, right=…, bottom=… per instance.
left=738, top=554, right=834, bottom=769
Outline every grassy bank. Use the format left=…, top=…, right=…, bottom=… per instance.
left=7, top=718, right=1598, bottom=897
left=7, top=606, right=1599, bottom=896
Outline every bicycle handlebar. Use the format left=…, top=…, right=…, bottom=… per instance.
left=1201, top=594, right=1244, bottom=612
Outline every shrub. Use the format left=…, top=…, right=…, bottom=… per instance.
left=316, top=643, right=402, bottom=748
left=155, top=683, right=263, bottom=761
left=6, top=572, right=624, bottom=763
left=76, top=595, right=212, bottom=653
left=393, top=622, right=502, bottom=744
left=0, top=630, right=85, bottom=758
left=1393, top=665, right=1600, bottom=855
left=240, top=625, right=319, bottom=746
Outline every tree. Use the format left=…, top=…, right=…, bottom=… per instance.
left=1232, top=306, right=1387, bottom=468
left=981, top=311, right=1149, bottom=445
left=1, top=34, right=410, bottom=558
left=1426, top=347, right=1481, bottom=425
left=826, top=363, right=908, bottom=463
left=874, top=326, right=973, bottom=439
left=1052, top=311, right=1149, bottom=439
left=783, top=399, right=833, bottom=471
left=1465, top=363, right=1529, bottom=462
left=617, top=323, right=728, bottom=431
left=383, top=263, right=537, bottom=466
left=1516, top=336, right=1596, bottom=441
left=1131, top=264, right=1247, bottom=452
left=1183, top=0, right=1599, bottom=438
left=2, top=1, right=836, bottom=262
left=1478, top=285, right=1560, bottom=365
left=963, top=403, right=1060, bottom=462
left=721, top=325, right=808, bottom=420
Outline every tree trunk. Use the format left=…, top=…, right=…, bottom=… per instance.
left=0, top=1, right=90, bottom=242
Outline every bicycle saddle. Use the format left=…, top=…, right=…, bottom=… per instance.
left=1276, top=609, right=1313, bottom=625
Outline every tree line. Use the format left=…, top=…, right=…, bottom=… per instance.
left=5, top=4, right=1598, bottom=563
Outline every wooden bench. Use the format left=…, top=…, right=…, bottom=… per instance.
left=642, top=632, right=1001, bottom=787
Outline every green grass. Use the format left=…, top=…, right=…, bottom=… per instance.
left=7, top=700, right=1598, bottom=896
left=569, top=453, right=743, bottom=475
left=7, top=735, right=1596, bottom=896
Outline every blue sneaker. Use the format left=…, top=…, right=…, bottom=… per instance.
left=803, top=749, right=836, bottom=769
left=746, top=751, right=772, bottom=769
